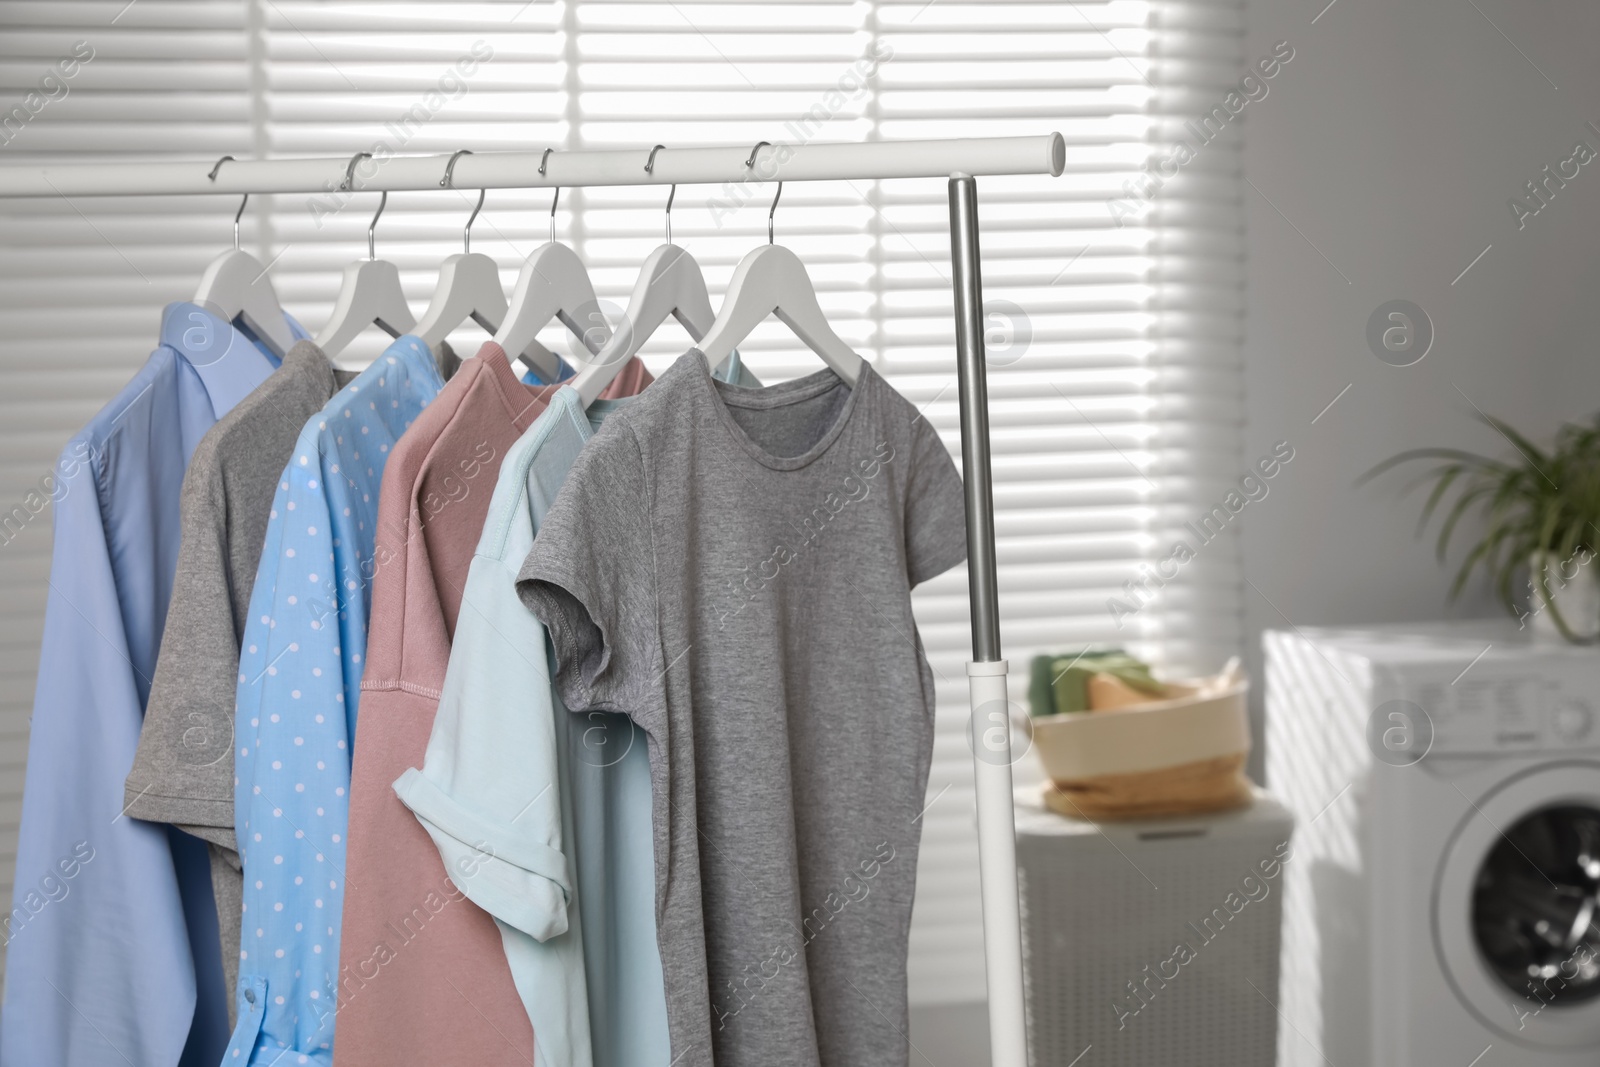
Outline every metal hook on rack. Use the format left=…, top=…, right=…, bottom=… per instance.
left=767, top=181, right=783, bottom=245
left=645, top=145, right=675, bottom=244
left=745, top=141, right=771, bottom=169
left=539, top=148, right=555, bottom=177
left=340, top=151, right=372, bottom=192
left=441, top=150, right=485, bottom=254
left=338, top=151, right=380, bottom=256
left=441, top=148, right=472, bottom=188
left=208, top=155, right=247, bottom=250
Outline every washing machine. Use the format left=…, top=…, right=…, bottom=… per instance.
left=1266, top=620, right=1600, bottom=1067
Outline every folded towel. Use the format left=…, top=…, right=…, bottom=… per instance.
left=1027, top=649, right=1164, bottom=715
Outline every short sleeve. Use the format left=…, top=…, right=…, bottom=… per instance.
left=126, top=460, right=239, bottom=850
left=516, top=424, right=662, bottom=726
left=905, top=415, right=968, bottom=587
left=394, top=544, right=571, bottom=943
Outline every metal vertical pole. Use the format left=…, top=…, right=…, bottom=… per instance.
left=948, top=175, right=1028, bottom=1067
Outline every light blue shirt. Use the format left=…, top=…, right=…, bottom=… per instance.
left=2, top=304, right=303, bottom=1067
left=396, top=356, right=756, bottom=1067
left=226, top=336, right=444, bottom=1066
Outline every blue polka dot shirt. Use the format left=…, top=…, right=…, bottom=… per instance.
left=227, top=337, right=444, bottom=1065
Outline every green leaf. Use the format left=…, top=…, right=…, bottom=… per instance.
left=1418, top=466, right=1463, bottom=532
left=1437, top=485, right=1491, bottom=561
left=1365, top=409, right=1600, bottom=634
left=1356, top=448, right=1502, bottom=486
left=1477, top=412, right=1552, bottom=471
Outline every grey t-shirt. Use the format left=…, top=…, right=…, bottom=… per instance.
left=123, top=339, right=363, bottom=1016
left=517, top=350, right=966, bottom=1067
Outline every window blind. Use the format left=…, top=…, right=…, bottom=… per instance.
left=0, top=0, right=1245, bottom=1004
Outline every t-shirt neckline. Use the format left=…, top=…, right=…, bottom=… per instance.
left=687, top=347, right=867, bottom=472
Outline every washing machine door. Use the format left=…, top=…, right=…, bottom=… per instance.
left=1435, top=762, right=1600, bottom=1048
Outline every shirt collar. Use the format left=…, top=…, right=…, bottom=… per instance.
left=372, top=334, right=449, bottom=392
left=159, top=302, right=282, bottom=417
left=279, top=339, right=341, bottom=398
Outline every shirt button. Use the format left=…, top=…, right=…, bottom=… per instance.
left=244, top=989, right=256, bottom=1005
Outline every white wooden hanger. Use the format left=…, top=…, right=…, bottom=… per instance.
left=415, top=151, right=563, bottom=381
left=494, top=149, right=613, bottom=371
left=696, top=146, right=862, bottom=384
left=193, top=156, right=297, bottom=358
left=314, top=183, right=415, bottom=356
left=572, top=148, right=715, bottom=406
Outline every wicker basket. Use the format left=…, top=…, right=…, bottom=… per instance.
left=1031, top=661, right=1252, bottom=820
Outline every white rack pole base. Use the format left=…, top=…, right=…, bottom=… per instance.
left=966, top=660, right=1026, bottom=1066
left=949, top=175, right=1029, bottom=1067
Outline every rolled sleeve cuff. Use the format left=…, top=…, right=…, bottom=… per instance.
left=392, top=767, right=570, bottom=942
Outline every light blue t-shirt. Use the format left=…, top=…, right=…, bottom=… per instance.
left=226, top=336, right=445, bottom=1065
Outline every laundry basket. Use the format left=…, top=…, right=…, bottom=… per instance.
left=1030, top=662, right=1252, bottom=820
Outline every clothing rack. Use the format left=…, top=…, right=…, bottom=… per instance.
left=0, top=133, right=1067, bottom=1067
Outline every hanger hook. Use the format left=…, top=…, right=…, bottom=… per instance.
left=442, top=150, right=484, bottom=254
left=644, top=145, right=674, bottom=244
left=549, top=186, right=561, bottom=244
left=745, top=143, right=777, bottom=244
left=341, top=151, right=372, bottom=192
left=367, top=191, right=388, bottom=261
left=539, top=147, right=555, bottom=178
left=208, top=156, right=245, bottom=251
left=462, top=189, right=486, bottom=254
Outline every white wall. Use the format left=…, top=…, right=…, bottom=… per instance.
left=1241, top=0, right=1600, bottom=780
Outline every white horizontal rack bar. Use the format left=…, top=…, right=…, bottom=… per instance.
left=0, top=135, right=1065, bottom=197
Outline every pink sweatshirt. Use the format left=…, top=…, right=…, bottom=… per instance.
left=333, top=344, right=651, bottom=1066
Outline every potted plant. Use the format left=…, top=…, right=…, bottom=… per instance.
left=1361, top=413, right=1600, bottom=643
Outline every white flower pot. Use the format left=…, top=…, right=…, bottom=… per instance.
left=1528, top=551, right=1600, bottom=642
